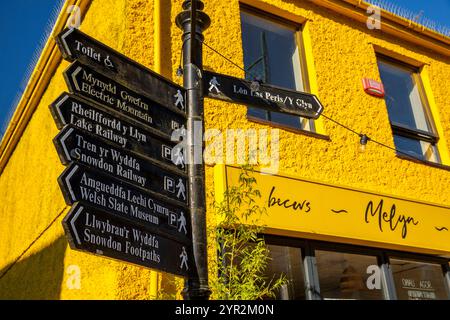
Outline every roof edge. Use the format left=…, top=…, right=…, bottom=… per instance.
left=0, top=0, right=92, bottom=175
left=310, top=0, right=450, bottom=56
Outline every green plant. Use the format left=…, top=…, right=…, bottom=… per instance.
left=209, top=165, right=287, bottom=300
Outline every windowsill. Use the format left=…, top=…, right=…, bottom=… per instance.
left=247, top=115, right=331, bottom=141
left=396, top=153, right=450, bottom=171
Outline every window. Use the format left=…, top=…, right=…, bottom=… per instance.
left=265, top=244, right=306, bottom=300
left=260, top=236, right=450, bottom=300
left=390, top=258, right=449, bottom=300
left=377, top=56, right=440, bottom=163
left=240, top=9, right=315, bottom=131
left=315, top=250, right=384, bottom=300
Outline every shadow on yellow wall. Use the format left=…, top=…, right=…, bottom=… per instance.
left=0, top=237, right=67, bottom=300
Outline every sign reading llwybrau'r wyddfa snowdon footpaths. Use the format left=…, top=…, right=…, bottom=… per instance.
left=203, top=70, right=324, bottom=119
left=63, top=203, right=191, bottom=277
left=51, top=27, right=191, bottom=277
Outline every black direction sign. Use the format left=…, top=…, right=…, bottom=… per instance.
left=63, top=202, right=191, bottom=277
left=63, top=61, right=186, bottom=134
left=50, top=94, right=185, bottom=170
left=56, top=28, right=186, bottom=112
left=203, top=71, right=324, bottom=119
left=58, top=163, right=190, bottom=243
left=54, top=125, right=187, bottom=203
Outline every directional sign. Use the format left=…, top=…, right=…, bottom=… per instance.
left=50, top=94, right=185, bottom=170
left=63, top=202, right=191, bottom=277
left=54, top=125, right=187, bottom=203
left=58, top=163, right=190, bottom=242
left=203, top=71, right=324, bottom=119
left=56, top=28, right=186, bottom=112
left=63, top=61, right=186, bottom=134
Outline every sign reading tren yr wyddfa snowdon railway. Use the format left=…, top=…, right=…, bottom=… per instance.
left=203, top=70, right=324, bottom=119
left=54, top=126, right=188, bottom=203
left=51, top=28, right=192, bottom=277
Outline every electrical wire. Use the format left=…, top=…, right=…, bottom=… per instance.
left=203, top=41, right=261, bottom=82
left=202, top=42, right=431, bottom=163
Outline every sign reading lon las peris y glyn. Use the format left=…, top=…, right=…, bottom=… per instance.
left=51, top=28, right=192, bottom=277
left=203, top=70, right=324, bottom=119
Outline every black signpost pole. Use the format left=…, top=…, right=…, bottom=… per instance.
left=176, top=0, right=211, bottom=300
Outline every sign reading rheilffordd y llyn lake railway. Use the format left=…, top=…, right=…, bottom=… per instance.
left=51, top=28, right=191, bottom=277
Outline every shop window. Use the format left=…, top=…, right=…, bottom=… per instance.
left=315, top=250, right=384, bottom=300
left=377, top=56, right=441, bottom=163
left=265, top=244, right=306, bottom=300
left=240, top=9, right=315, bottom=132
left=390, top=258, right=449, bottom=300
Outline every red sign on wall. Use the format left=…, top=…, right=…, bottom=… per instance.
left=362, top=78, right=385, bottom=98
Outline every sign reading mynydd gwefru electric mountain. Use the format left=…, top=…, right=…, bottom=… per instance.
left=56, top=28, right=186, bottom=112
left=54, top=126, right=188, bottom=203
left=63, top=203, right=191, bottom=277
left=49, top=94, right=185, bottom=170
left=203, top=71, right=324, bottom=119
left=52, top=29, right=192, bottom=276
left=63, top=61, right=186, bottom=136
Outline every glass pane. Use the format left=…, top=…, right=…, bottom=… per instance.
left=394, top=135, right=440, bottom=163
left=265, top=245, right=306, bottom=300
left=378, top=60, right=432, bottom=133
left=270, top=111, right=301, bottom=128
left=390, top=258, right=449, bottom=300
left=247, top=106, right=268, bottom=120
left=316, top=250, right=384, bottom=300
left=240, top=11, right=310, bottom=130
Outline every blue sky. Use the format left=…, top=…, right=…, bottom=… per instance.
left=0, top=1, right=449, bottom=137
left=0, top=0, right=62, bottom=135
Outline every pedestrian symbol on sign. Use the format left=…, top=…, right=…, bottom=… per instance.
left=208, top=76, right=221, bottom=94
left=178, top=211, right=187, bottom=234
left=174, top=89, right=185, bottom=110
left=180, top=246, right=189, bottom=270
left=176, top=178, right=186, bottom=201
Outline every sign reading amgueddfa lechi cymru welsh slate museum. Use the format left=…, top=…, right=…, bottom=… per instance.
left=51, top=28, right=191, bottom=277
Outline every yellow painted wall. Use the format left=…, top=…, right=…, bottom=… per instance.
left=0, top=0, right=449, bottom=299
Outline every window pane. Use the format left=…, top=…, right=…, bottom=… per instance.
left=394, top=135, right=440, bottom=163
left=378, top=61, right=432, bottom=133
left=248, top=106, right=268, bottom=120
left=265, top=245, right=306, bottom=300
left=390, top=259, right=449, bottom=300
left=240, top=11, right=313, bottom=131
left=316, top=250, right=384, bottom=300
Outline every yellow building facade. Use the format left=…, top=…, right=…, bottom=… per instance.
left=0, top=0, right=449, bottom=300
